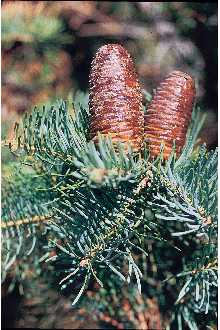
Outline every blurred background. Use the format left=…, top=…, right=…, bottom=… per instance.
left=1, top=1, right=218, bottom=329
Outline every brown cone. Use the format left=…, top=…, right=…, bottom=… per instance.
left=89, top=44, right=144, bottom=152
left=144, top=70, right=196, bottom=159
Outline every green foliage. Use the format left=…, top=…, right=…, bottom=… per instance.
left=1, top=91, right=217, bottom=329
left=150, top=146, right=217, bottom=328
left=1, top=163, right=51, bottom=284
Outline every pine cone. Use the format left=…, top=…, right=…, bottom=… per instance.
left=144, top=70, right=196, bottom=159
left=89, top=44, right=144, bottom=152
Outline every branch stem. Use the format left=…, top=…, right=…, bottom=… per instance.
left=1, top=214, right=52, bottom=229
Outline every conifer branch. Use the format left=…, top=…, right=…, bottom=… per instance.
left=1, top=89, right=217, bottom=329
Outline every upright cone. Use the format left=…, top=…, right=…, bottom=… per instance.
left=144, top=70, right=196, bottom=159
left=89, top=44, right=144, bottom=152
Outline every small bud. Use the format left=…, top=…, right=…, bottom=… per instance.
left=89, top=44, right=144, bottom=152
left=144, top=71, right=196, bottom=159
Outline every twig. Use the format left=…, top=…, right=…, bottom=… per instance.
left=1, top=214, right=52, bottom=229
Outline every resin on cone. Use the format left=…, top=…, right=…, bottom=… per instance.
left=89, top=44, right=144, bottom=152
left=144, top=70, right=196, bottom=159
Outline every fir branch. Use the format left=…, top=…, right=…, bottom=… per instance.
left=1, top=163, right=53, bottom=280
left=1, top=89, right=217, bottom=330
left=149, top=146, right=217, bottom=237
